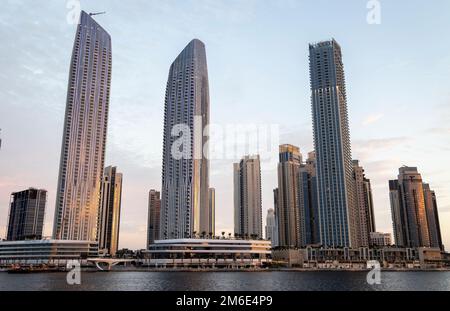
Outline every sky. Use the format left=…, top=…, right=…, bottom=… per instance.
left=1, top=0, right=450, bottom=250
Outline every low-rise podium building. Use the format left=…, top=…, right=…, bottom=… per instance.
left=143, top=239, right=271, bottom=268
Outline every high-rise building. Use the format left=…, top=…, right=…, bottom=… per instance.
left=276, top=144, right=302, bottom=248
left=265, top=208, right=278, bottom=246
left=53, top=11, right=112, bottom=241
left=7, top=188, right=47, bottom=241
left=352, top=160, right=376, bottom=247
left=160, top=39, right=210, bottom=239
left=98, top=166, right=122, bottom=256
left=299, top=151, right=320, bottom=245
left=389, top=167, right=431, bottom=248
left=147, top=190, right=161, bottom=248
left=208, top=188, right=215, bottom=237
left=423, top=183, right=444, bottom=250
left=234, top=155, right=263, bottom=238
left=309, top=39, right=357, bottom=247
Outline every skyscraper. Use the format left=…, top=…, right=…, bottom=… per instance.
left=53, top=11, right=112, bottom=241
left=98, top=166, right=122, bottom=256
left=147, top=190, right=161, bottom=248
left=276, top=144, right=302, bottom=248
left=265, top=208, right=278, bottom=246
left=352, top=160, right=376, bottom=247
left=234, top=155, right=263, bottom=238
left=422, top=183, right=443, bottom=250
left=309, top=39, right=357, bottom=247
left=299, top=151, right=320, bottom=245
left=160, top=39, right=210, bottom=239
left=208, top=188, right=215, bottom=237
left=7, top=188, right=47, bottom=241
left=389, top=167, right=431, bottom=248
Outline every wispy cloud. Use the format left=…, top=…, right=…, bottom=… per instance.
left=362, top=113, right=384, bottom=126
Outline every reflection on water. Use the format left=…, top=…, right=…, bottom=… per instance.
left=1, top=271, right=450, bottom=291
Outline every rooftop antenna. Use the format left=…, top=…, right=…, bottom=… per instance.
left=89, top=11, right=106, bottom=16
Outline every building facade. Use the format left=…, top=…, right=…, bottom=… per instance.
left=147, top=190, right=161, bottom=248
left=53, top=11, right=112, bottom=241
left=265, top=208, right=278, bottom=247
left=352, top=160, right=376, bottom=247
left=299, top=151, right=320, bottom=245
left=233, top=155, right=263, bottom=238
left=0, top=240, right=98, bottom=267
left=423, top=183, right=444, bottom=250
left=208, top=188, right=215, bottom=237
left=7, top=188, right=47, bottom=241
left=389, top=167, right=431, bottom=248
left=160, top=39, right=210, bottom=239
left=144, top=239, right=271, bottom=268
left=98, top=166, right=122, bottom=256
left=276, top=144, right=302, bottom=248
left=370, top=232, right=392, bottom=247
left=309, top=39, right=357, bottom=247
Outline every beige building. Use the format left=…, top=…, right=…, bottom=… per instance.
left=233, top=155, right=262, bottom=238
left=352, top=160, right=376, bottom=247
left=276, top=144, right=302, bottom=248
left=98, top=166, right=122, bottom=256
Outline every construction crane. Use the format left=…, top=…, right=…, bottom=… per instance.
left=89, top=11, right=106, bottom=17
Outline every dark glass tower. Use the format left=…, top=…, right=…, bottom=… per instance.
left=309, top=39, right=357, bottom=247
left=53, top=11, right=112, bottom=241
left=7, top=188, right=47, bottom=241
left=160, top=39, right=210, bottom=239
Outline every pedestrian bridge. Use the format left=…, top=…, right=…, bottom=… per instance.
left=87, top=258, right=136, bottom=271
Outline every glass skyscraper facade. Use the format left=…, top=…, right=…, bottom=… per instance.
left=160, top=39, right=210, bottom=239
left=53, top=11, right=112, bottom=241
left=309, top=39, right=357, bottom=247
left=7, top=188, right=47, bottom=241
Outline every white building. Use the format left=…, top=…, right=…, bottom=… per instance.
left=0, top=239, right=98, bottom=267
left=144, top=239, right=271, bottom=268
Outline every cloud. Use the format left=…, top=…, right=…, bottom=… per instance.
left=352, top=136, right=411, bottom=161
left=362, top=113, right=384, bottom=126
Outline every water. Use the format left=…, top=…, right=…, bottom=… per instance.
left=1, top=271, right=449, bottom=291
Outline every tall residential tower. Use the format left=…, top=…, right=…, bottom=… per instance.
left=160, top=39, right=210, bottom=239
left=53, top=11, right=112, bottom=241
left=309, top=39, right=357, bottom=247
left=276, top=144, right=302, bottom=248
left=234, top=155, right=263, bottom=238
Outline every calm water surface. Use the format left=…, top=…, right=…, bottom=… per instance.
left=1, top=271, right=449, bottom=291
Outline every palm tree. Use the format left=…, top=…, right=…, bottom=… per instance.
left=221, top=231, right=225, bottom=239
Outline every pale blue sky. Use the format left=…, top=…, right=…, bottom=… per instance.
left=1, top=0, right=449, bottom=249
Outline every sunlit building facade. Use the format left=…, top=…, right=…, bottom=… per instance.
left=276, top=144, right=302, bottom=248
left=53, top=11, right=112, bottom=241
left=389, top=167, right=431, bottom=248
left=98, top=166, right=122, bottom=256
